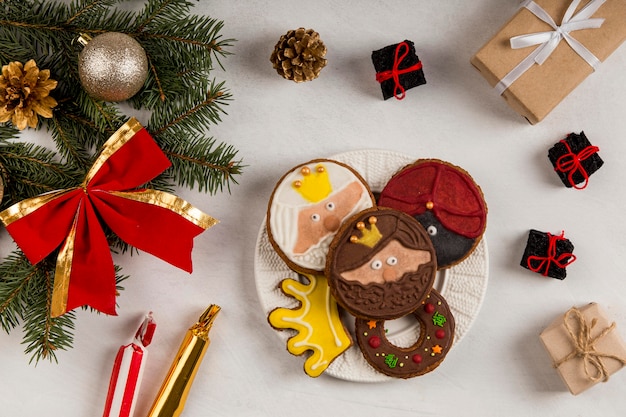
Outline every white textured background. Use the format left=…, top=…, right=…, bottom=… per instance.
left=2, top=1, right=626, bottom=416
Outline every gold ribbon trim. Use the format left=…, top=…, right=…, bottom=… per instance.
left=0, top=189, right=78, bottom=226
left=51, top=205, right=81, bottom=317
left=84, top=117, right=143, bottom=186
left=108, top=190, right=219, bottom=229
left=554, top=307, right=626, bottom=382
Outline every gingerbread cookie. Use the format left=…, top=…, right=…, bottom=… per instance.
left=355, top=289, right=455, bottom=378
left=267, top=159, right=375, bottom=274
left=268, top=273, right=353, bottom=377
left=326, top=207, right=437, bottom=320
left=378, top=159, right=487, bottom=269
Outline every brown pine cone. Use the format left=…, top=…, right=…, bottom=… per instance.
left=270, top=28, right=327, bottom=83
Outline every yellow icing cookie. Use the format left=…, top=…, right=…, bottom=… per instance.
left=268, top=273, right=352, bottom=377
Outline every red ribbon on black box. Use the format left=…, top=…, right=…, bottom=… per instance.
left=372, top=40, right=426, bottom=100
left=0, top=118, right=217, bottom=317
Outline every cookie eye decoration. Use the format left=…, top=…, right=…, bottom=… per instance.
left=326, top=202, right=335, bottom=211
left=311, top=213, right=320, bottom=222
left=386, top=256, right=398, bottom=266
left=371, top=259, right=383, bottom=270
left=427, top=225, right=437, bottom=236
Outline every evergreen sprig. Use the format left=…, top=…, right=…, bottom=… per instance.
left=0, top=0, right=241, bottom=363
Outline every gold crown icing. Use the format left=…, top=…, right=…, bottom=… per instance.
left=292, top=164, right=332, bottom=203
left=350, top=216, right=382, bottom=248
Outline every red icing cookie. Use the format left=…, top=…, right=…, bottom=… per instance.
left=326, top=207, right=437, bottom=320
left=355, top=289, right=455, bottom=378
left=378, top=159, right=487, bottom=268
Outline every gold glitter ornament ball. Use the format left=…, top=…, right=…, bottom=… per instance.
left=78, top=32, right=148, bottom=102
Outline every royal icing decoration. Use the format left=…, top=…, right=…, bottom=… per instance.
left=378, top=159, right=487, bottom=269
left=354, top=289, right=455, bottom=378
left=268, top=273, right=352, bottom=377
left=327, top=208, right=436, bottom=320
left=268, top=160, right=374, bottom=273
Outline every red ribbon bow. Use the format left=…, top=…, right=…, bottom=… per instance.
left=554, top=139, right=599, bottom=190
left=375, top=41, right=423, bottom=100
left=527, top=231, right=576, bottom=276
left=0, top=118, right=217, bottom=317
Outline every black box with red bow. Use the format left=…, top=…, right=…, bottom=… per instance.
left=371, top=40, right=426, bottom=100
left=548, top=132, right=603, bottom=189
left=520, top=229, right=576, bottom=280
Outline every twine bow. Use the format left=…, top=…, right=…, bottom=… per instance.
left=554, top=307, right=626, bottom=382
left=0, top=118, right=217, bottom=317
left=527, top=231, right=576, bottom=276
left=496, top=0, right=606, bottom=94
left=554, top=139, right=599, bottom=190
left=375, top=41, right=423, bottom=100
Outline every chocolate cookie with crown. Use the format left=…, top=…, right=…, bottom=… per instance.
left=267, top=159, right=376, bottom=274
left=378, top=159, right=487, bottom=269
left=325, top=207, right=437, bottom=320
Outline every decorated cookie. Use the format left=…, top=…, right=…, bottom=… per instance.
left=268, top=273, right=352, bottom=377
left=267, top=159, right=375, bottom=274
left=378, top=159, right=487, bottom=269
left=326, top=207, right=437, bottom=320
left=355, top=289, right=455, bottom=378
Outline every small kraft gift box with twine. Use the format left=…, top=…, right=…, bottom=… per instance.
left=540, top=303, right=626, bottom=395
left=470, top=0, right=626, bottom=124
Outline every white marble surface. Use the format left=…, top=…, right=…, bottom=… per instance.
left=2, top=1, right=626, bottom=416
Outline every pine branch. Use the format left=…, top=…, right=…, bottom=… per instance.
left=0, top=252, right=75, bottom=364
left=132, top=0, right=193, bottom=34
left=149, top=80, right=231, bottom=136
left=158, top=131, right=243, bottom=194
left=65, top=0, right=119, bottom=27
left=1, top=250, right=129, bottom=363
left=0, top=253, right=33, bottom=333
left=138, top=14, right=233, bottom=72
left=21, top=259, right=74, bottom=364
left=0, top=142, right=77, bottom=210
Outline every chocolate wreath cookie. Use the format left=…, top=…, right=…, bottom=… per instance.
left=267, top=159, right=375, bottom=274
left=325, top=207, right=437, bottom=320
left=355, top=289, right=455, bottom=378
left=378, top=159, right=487, bottom=269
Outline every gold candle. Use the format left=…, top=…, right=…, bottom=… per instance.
left=146, top=304, right=221, bottom=417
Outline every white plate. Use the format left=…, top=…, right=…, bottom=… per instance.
left=254, top=149, right=489, bottom=382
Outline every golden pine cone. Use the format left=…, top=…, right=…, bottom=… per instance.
left=0, top=59, right=58, bottom=130
left=270, top=28, right=327, bottom=83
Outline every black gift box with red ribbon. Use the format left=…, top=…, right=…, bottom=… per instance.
left=548, top=131, right=603, bottom=189
left=371, top=40, right=426, bottom=100
left=520, top=229, right=576, bottom=280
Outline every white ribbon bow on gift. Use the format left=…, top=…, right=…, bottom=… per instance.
left=495, top=0, right=606, bottom=95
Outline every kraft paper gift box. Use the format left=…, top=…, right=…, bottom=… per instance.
left=539, top=303, right=626, bottom=395
left=470, top=0, right=626, bottom=124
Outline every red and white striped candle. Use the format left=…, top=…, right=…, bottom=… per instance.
left=102, top=312, right=156, bottom=417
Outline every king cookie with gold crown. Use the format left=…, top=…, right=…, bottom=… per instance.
left=325, top=207, right=438, bottom=320
left=266, top=159, right=375, bottom=274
